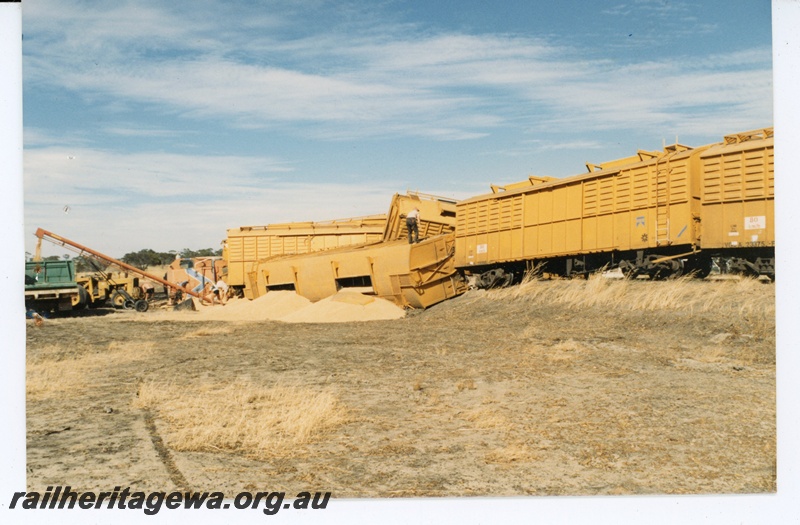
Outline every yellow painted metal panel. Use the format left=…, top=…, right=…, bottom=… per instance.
left=538, top=223, right=552, bottom=255
left=487, top=231, right=500, bottom=261
left=498, top=230, right=512, bottom=260
left=565, top=219, right=582, bottom=253
left=511, top=222, right=524, bottom=259
left=699, top=202, right=724, bottom=246
left=597, top=215, right=614, bottom=249
left=523, top=192, right=539, bottom=225
left=598, top=177, right=615, bottom=215
left=583, top=180, right=597, bottom=216
left=552, top=186, right=566, bottom=222
left=454, top=237, right=467, bottom=267
left=670, top=202, right=694, bottom=245
left=523, top=226, right=537, bottom=257
left=632, top=167, right=651, bottom=209
left=566, top=183, right=582, bottom=219
left=637, top=210, right=651, bottom=248
left=539, top=190, right=553, bottom=223
left=552, top=222, right=566, bottom=253
left=475, top=233, right=490, bottom=265
left=614, top=212, right=630, bottom=248
left=582, top=217, right=597, bottom=251
left=615, top=172, right=632, bottom=211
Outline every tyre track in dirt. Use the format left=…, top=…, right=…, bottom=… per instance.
left=141, top=407, right=192, bottom=492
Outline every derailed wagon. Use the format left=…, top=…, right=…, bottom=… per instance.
left=455, top=128, right=774, bottom=286
left=245, top=233, right=467, bottom=309
left=224, top=191, right=458, bottom=296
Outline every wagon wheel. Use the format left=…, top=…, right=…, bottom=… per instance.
left=667, top=259, right=684, bottom=279
left=123, top=299, right=135, bottom=310
left=618, top=260, right=637, bottom=279
left=134, top=299, right=149, bottom=312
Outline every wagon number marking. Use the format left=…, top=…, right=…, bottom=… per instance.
left=745, top=216, right=766, bottom=230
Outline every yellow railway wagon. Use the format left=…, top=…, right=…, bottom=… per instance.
left=455, top=128, right=774, bottom=284
left=245, top=233, right=467, bottom=309
left=225, top=215, right=387, bottom=290
left=698, top=129, right=774, bottom=250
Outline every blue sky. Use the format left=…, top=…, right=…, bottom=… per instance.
left=21, top=0, right=774, bottom=257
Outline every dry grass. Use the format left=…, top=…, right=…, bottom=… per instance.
left=177, top=326, right=234, bottom=339
left=25, top=279, right=776, bottom=496
left=488, top=275, right=774, bottom=319
left=132, top=380, right=349, bottom=459
left=484, top=443, right=539, bottom=465
left=461, top=406, right=512, bottom=430
left=27, top=342, right=155, bottom=398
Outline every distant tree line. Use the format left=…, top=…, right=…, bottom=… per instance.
left=25, top=248, right=222, bottom=272
left=120, top=248, right=222, bottom=270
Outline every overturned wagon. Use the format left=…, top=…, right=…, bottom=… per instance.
left=225, top=215, right=388, bottom=293
left=224, top=192, right=458, bottom=294
left=245, top=233, right=467, bottom=309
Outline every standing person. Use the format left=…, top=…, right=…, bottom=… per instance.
left=406, top=207, right=420, bottom=244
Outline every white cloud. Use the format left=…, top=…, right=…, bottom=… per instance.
left=22, top=145, right=418, bottom=256
left=22, top=2, right=772, bottom=142
left=24, top=146, right=293, bottom=201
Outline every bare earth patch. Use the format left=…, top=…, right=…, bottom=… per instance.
left=26, top=278, right=775, bottom=497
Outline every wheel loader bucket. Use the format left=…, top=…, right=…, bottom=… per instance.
left=174, top=298, right=196, bottom=311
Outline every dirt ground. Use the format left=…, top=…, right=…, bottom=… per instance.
left=25, top=279, right=776, bottom=498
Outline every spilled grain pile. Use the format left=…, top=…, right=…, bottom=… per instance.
left=140, top=290, right=406, bottom=323
left=279, top=290, right=405, bottom=323
left=193, top=291, right=313, bottom=321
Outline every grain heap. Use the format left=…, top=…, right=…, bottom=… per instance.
left=279, top=290, right=406, bottom=323
left=192, top=291, right=313, bottom=322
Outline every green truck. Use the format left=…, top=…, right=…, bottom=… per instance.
left=24, top=259, right=85, bottom=314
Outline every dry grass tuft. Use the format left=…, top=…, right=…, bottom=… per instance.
left=488, top=275, right=774, bottom=318
left=133, top=380, right=349, bottom=459
left=693, top=346, right=728, bottom=364
left=484, top=442, right=539, bottom=465
left=461, top=406, right=513, bottom=431
left=548, top=339, right=585, bottom=361
left=455, top=379, right=477, bottom=392
left=27, top=342, right=155, bottom=398
left=178, top=326, right=233, bottom=339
